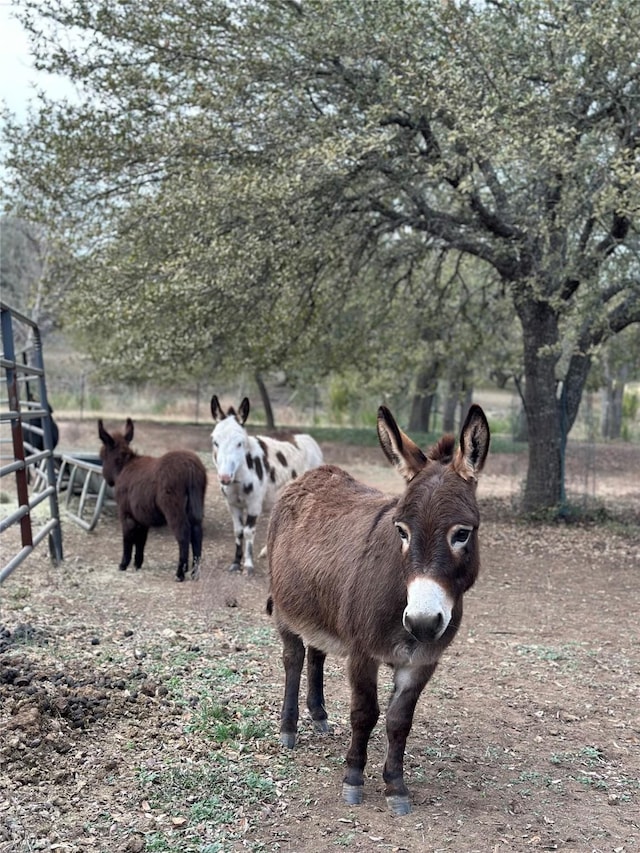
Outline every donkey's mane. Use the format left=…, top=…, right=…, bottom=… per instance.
left=428, top=435, right=456, bottom=464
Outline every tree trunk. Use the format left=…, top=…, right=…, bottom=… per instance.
left=443, top=381, right=472, bottom=433
left=442, top=389, right=457, bottom=433
left=600, top=358, right=628, bottom=440
left=460, top=385, right=473, bottom=427
left=408, top=365, right=438, bottom=432
left=517, top=297, right=564, bottom=513
left=513, top=405, right=528, bottom=442
left=517, top=287, right=595, bottom=514
left=607, top=383, right=625, bottom=440
left=254, top=372, right=275, bottom=429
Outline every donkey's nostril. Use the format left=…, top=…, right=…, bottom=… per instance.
left=405, top=612, right=444, bottom=643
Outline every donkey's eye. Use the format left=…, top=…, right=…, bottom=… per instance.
left=449, top=526, right=472, bottom=551
left=394, top=522, right=410, bottom=547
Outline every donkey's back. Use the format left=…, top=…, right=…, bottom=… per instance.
left=256, top=433, right=324, bottom=507
left=268, top=465, right=402, bottom=652
left=118, top=451, right=206, bottom=528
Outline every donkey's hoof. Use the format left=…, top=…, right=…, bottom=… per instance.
left=386, top=794, right=411, bottom=816
left=175, top=575, right=185, bottom=583
left=312, top=719, right=330, bottom=734
left=190, top=565, right=201, bottom=581
left=228, top=563, right=242, bottom=574
left=279, top=732, right=296, bottom=749
left=118, top=566, right=127, bottom=572
left=342, top=783, right=364, bottom=806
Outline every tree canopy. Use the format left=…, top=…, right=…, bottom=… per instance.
left=2, top=0, right=639, bottom=511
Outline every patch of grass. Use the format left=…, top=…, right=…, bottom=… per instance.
left=516, top=770, right=560, bottom=796
left=334, top=832, right=356, bottom=847
left=547, top=749, right=640, bottom=801
left=515, top=642, right=580, bottom=669
left=130, top=640, right=295, bottom=851
left=188, top=700, right=240, bottom=743
left=143, top=834, right=210, bottom=853
left=422, top=744, right=461, bottom=761
left=240, top=623, right=278, bottom=647
left=574, top=773, right=609, bottom=791
left=164, top=663, right=242, bottom=704
left=7, top=585, right=31, bottom=602
left=136, top=750, right=290, bottom=851
left=484, top=746, right=503, bottom=762
left=189, top=796, right=236, bottom=822
left=550, top=746, right=605, bottom=767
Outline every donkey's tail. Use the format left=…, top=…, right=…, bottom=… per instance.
left=186, top=462, right=207, bottom=522
left=266, top=595, right=274, bottom=617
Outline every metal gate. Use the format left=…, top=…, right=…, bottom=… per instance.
left=0, top=301, right=63, bottom=581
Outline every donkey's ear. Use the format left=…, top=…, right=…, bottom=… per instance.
left=453, top=404, right=490, bottom=481
left=98, top=419, right=114, bottom=448
left=377, top=406, right=427, bottom=482
left=210, top=395, right=224, bottom=422
left=238, top=397, right=250, bottom=425
left=124, top=418, right=135, bottom=444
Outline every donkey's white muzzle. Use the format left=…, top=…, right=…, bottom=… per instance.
left=403, top=577, right=453, bottom=643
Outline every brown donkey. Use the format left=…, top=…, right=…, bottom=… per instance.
left=267, top=404, right=490, bottom=814
left=98, top=419, right=207, bottom=582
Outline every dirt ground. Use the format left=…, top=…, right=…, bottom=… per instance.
left=1, top=419, right=639, bottom=853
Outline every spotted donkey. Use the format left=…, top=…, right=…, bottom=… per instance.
left=210, top=395, right=323, bottom=575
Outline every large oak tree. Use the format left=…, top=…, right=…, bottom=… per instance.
left=2, top=0, right=639, bottom=512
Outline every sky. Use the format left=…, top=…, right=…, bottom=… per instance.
left=0, top=0, right=74, bottom=119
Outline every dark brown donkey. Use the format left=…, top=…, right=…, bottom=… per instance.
left=98, top=419, right=207, bottom=582
left=267, top=404, right=490, bottom=815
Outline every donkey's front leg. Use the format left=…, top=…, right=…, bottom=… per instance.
left=343, top=655, right=380, bottom=806
left=132, top=525, right=149, bottom=570
left=175, top=522, right=191, bottom=582
left=190, top=519, right=204, bottom=580
left=242, top=513, right=258, bottom=576
left=119, top=536, right=133, bottom=572
left=383, top=663, right=437, bottom=815
left=228, top=507, right=244, bottom=573
left=279, top=627, right=305, bottom=748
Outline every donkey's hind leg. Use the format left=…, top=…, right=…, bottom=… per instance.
left=119, top=516, right=142, bottom=571
left=132, top=525, right=148, bottom=570
left=170, top=517, right=191, bottom=582
left=190, top=518, right=204, bottom=580
left=306, top=646, right=330, bottom=733
left=279, top=627, right=305, bottom=749
left=242, top=513, right=258, bottom=576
